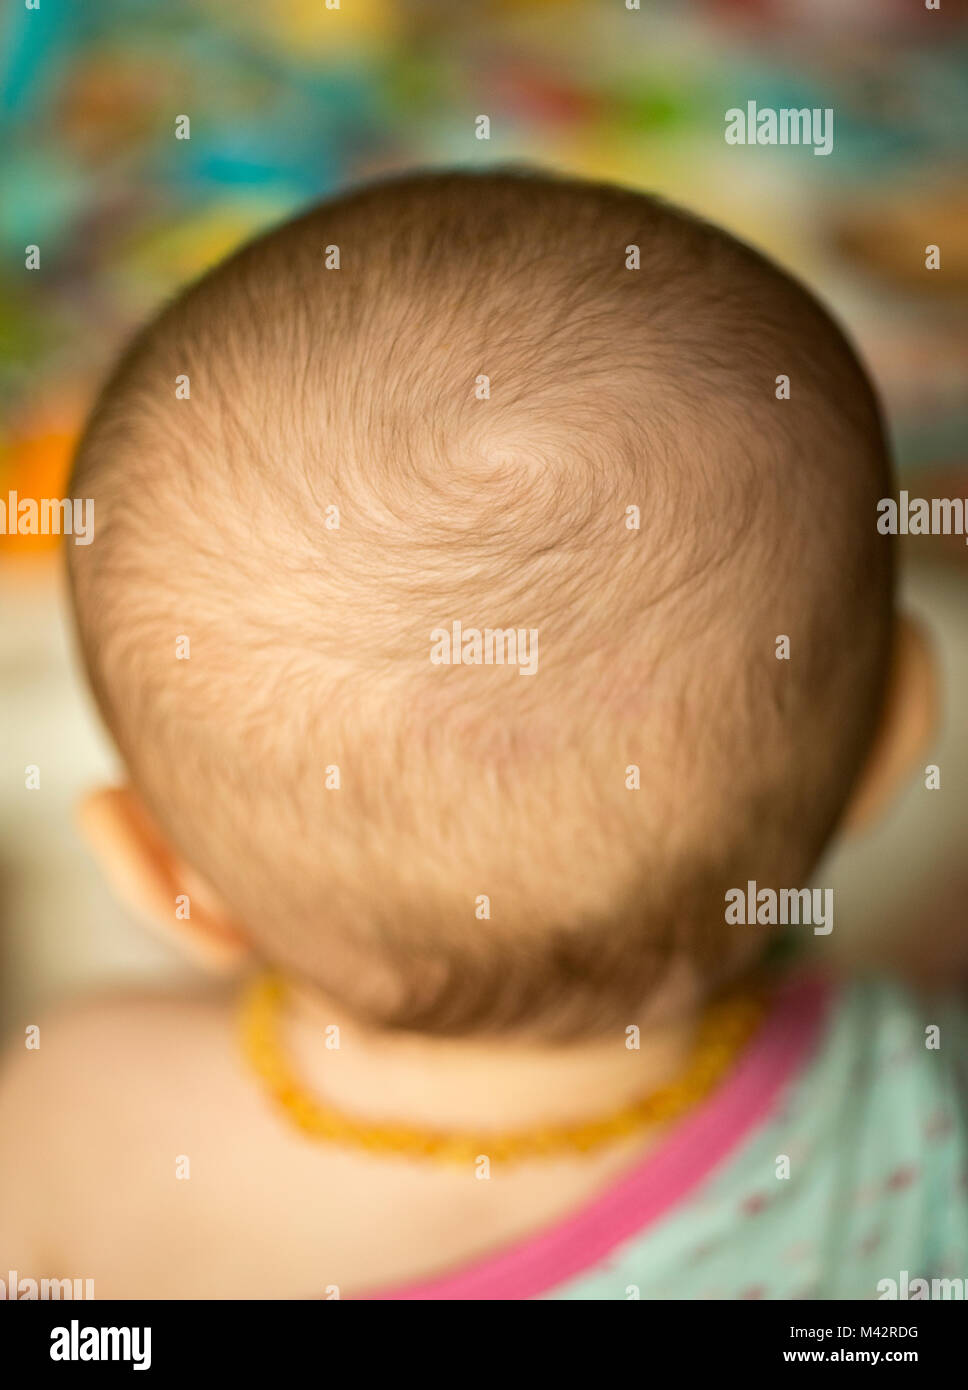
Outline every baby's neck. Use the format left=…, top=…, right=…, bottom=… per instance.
left=283, top=969, right=703, bottom=1135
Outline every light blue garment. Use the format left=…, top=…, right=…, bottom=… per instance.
left=551, top=980, right=968, bottom=1300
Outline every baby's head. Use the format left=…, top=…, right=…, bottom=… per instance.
left=69, top=170, right=898, bottom=1039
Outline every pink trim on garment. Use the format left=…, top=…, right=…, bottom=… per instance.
left=365, top=973, right=831, bottom=1300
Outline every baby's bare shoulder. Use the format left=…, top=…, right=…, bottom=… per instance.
left=0, top=982, right=246, bottom=1277
left=1, top=981, right=239, bottom=1105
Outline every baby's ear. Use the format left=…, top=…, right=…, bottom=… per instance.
left=842, top=614, right=940, bottom=835
left=75, top=786, right=251, bottom=973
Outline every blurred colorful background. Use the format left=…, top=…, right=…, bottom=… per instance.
left=2, top=0, right=968, bottom=1030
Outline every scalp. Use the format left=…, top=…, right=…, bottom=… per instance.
left=68, top=169, right=894, bottom=1037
